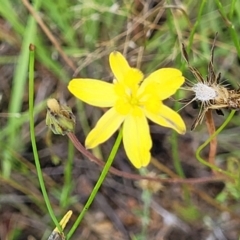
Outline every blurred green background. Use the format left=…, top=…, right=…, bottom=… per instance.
left=0, top=0, right=240, bottom=239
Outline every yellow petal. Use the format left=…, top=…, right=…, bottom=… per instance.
left=109, top=51, right=131, bottom=82
left=143, top=96, right=162, bottom=114
left=68, top=79, right=116, bottom=107
left=115, top=99, right=131, bottom=115
left=122, top=68, right=144, bottom=87
left=86, top=108, right=125, bottom=148
left=123, top=113, right=152, bottom=168
left=139, top=68, right=184, bottom=100
left=145, top=104, right=186, bottom=134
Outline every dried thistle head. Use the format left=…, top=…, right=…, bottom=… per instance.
left=181, top=34, right=231, bottom=130
left=226, top=88, right=240, bottom=109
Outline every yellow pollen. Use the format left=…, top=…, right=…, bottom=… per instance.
left=130, top=97, right=139, bottom=106
left=124, top=87, right=139, bottom=106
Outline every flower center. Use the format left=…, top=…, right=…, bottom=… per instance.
left=114, top=82, right=144, bottom=115
left=192, top=83, right=217, bottom=101
left=129, top=93, right=139, bottom=106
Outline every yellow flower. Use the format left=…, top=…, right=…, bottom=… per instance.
left=68, top=51, right=186, bottom=168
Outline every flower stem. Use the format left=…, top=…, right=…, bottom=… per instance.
left=66, top=129, right=123, bottom=239
left=28, top=44, right=61, bottom=232
left=215, top=0, right=240, bottom=57
left=171, top=131, right=185, bottom=178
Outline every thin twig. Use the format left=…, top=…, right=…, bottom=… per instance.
left=67, top=132, right=224, bottom=184
left=205, top=110, right=217, bottom=175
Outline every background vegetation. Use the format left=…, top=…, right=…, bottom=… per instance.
left=0, top=0, right=240, bottom=239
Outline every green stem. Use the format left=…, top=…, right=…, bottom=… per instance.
left=215, top=0, right=240, bottom=57
left=66, top=129, right=123, bottom=239
left=229, top=0, right=236, bottom=19
left=2, top=0, right=41, bottom=178
left=28, top=45, right=61, bottom=232
left=196, top=110, right=237, bottom=179
left=139, top=168, right=151, bottom=239
left=187, top=0, right=207, bottom=51
left=171, top=131, right=185, bottom=177
left=171, top=131, right=190, bottom=203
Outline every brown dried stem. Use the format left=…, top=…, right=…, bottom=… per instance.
left=205, top=110, right=217, bottom=175
left=67, top=132, right=224, bottom=185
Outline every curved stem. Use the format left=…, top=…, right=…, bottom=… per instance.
left=67, top=133, right=224, bottom=184
left=67, top=129, right=123, bottom=239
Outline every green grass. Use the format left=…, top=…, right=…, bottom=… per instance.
left=1, top=0, right=240, bottom=239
